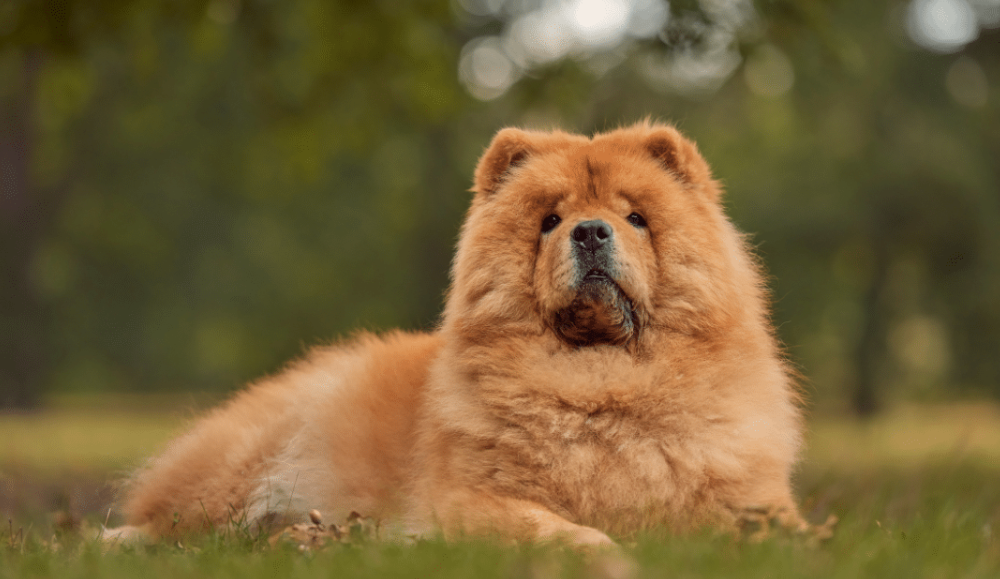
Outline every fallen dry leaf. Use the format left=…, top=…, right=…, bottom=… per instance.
left=269, top=509, right=379, bottom=551
left=734, top=506, right=839, bottom=546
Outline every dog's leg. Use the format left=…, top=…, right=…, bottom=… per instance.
left=413, top=490, right=616, bottom=548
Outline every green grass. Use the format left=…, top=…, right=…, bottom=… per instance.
left=2, top=399, right=999, bottom=578
left=0, top=394, right=214, bottom=473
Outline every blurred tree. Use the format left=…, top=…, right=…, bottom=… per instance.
left=442, top=0, right=1000, bottom=413
left=1, top=49, right=44, bottom=408
left=0, top=0, right=997, bottom=415
left=1, top=0, right=478, bottom=406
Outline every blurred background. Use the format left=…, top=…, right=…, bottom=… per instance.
left=1, top=0, right=999, bottom=415
left=1, top=2, right=999, bottom=425
left=4, top=0, right=999, bottom=417
left=1, top=0, right=999, bottom=531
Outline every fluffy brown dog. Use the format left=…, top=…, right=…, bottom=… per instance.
left=114, top=122, right=804, bottom=547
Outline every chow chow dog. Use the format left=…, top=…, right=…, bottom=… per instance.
left=112, top=122, right=805, bottom=547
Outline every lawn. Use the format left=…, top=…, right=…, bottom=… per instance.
left=2, top=398, right=999, bottom=578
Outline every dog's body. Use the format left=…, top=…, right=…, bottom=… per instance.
left=116, top=123, right=805, bottom=547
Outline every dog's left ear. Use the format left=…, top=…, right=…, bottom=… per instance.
left=473, top=128, right=533, bottom=196
left=643, top=125, right=715, bottom=192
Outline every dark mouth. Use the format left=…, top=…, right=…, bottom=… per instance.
left=553, top=270, right=640, bottom=348
left=583, top=269, right=612, bottom=282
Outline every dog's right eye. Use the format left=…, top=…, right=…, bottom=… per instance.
left=541, top=214, right=561, bottom=233
left=627, top=212, right=647, bottom=228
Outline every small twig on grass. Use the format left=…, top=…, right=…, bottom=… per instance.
left=284, top=471, right=301, bottom=522
left=6, top=519, right=25, bottom=552
left=199, top=500, right=214, bottom=534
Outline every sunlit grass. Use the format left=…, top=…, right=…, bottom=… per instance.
left=806, top=401, right=1000, bottom=470
left=0, top=396, right=202, bottom=473
left=1, top=412, right=181, bottom=474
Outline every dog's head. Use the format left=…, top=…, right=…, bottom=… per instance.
left=445, top=122, right=761, bottom=349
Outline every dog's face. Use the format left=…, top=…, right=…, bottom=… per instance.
left=447, top=122, right=753, bottom=347
left=530, top=163, right=655, bottom=347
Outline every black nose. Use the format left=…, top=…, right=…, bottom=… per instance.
left=571, top=220, right=613, bottom=253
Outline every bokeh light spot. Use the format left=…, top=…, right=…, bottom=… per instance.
left=906, top=0, right=979, bottom=53
left=743, top=44, right=794, bottom=98
left=945, top=56, right=989, bottom=108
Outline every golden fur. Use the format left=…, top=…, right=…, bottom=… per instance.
left=114, top=122, right=804, bottom=547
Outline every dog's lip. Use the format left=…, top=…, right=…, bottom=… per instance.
left=555, top=267, right=642, bottom=347
left=583, top=269, right=611, bottom=281
left=580, top=268, right=628, bottom=299
left=579, top=268, right=638, bottom=315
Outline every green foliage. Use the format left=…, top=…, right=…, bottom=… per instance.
left=1, top=0, right=998, bottom=409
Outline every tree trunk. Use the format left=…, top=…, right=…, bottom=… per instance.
left=853, top=229, right=890, bottom=417
left=1, top=50, right=44, bottom=410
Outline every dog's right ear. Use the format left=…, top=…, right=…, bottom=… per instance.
left=473, top=128, right=533, bottom=196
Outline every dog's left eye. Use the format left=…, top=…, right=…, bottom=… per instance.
left=626, top=213, right=647, bottom=228
left=541, top=214, right=562, bottom=233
